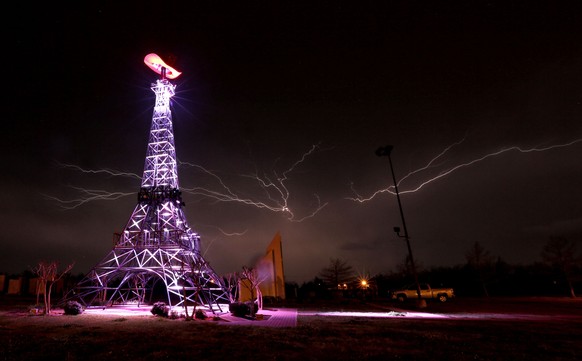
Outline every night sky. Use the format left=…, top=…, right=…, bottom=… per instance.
left=5, top=2, right=582, bottom=283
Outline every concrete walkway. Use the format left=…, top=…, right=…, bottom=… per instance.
left=219, top=308, right=297, bottom=327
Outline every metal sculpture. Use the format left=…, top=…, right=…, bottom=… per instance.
left=63, top=54, right=230, bottom=313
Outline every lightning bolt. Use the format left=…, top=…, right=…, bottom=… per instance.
left=48, top=145, right=328, bottom=221
left=55, top=162, right=141, bottom=179
left=44, top=162, right=139, bottom=209
left=348, top=137, right=582, bottom=203
left=44, top=186, right=134, bottom=210
left=180, top=143, right=328, bottom=221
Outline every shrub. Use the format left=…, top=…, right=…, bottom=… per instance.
left=247, top=301, right=258, bottom=314
left=150, top=302, right=169, bottom=317
left=63, top=301, right=84, bottom=315
left=228, top=302, right=246, bottom=317
left=229, top=301, right=258, bottom=317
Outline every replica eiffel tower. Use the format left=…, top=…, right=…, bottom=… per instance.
left=63, top=54, right=230, bottom=313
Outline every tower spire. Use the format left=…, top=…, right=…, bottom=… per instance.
left=62, top=55, right=229, bottom=312
left=117, top=76, right=197, bottom=251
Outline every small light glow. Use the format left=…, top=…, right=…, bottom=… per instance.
left=358, top=275, right=370, bottom=289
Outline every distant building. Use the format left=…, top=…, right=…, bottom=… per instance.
left=239, top=232, right=286, bottom=302
left=28, top=278, right=44, bottom=296
left=7, top=278, right=22, bottom=295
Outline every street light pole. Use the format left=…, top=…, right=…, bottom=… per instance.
left=376, top=145, right=423, bottom=304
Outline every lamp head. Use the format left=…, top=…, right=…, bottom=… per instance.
left=375, top=145, right=393, bottom=157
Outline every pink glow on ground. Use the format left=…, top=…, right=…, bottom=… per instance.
left=303, top=311, right=447, bottom=319
left=81, top=306, right=298, bottom=327
left=83, top=305, right=156, bottom=317
left=79, top=306, right=581, bottom=323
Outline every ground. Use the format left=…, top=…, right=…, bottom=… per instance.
left=1, top=296, right=581, bottom=360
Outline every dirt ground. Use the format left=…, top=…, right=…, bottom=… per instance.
left=1, top=296, right=581, bottom=360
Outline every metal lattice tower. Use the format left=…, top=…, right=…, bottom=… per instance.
left=63, top=56, right=230, bottom=312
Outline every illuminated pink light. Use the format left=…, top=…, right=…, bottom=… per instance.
left=83, top=304, right=228, bottom=317
left=144, top=53, right=182, bottom=79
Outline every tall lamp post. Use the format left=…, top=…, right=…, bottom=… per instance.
left=376, top=145, right=424, bottom=306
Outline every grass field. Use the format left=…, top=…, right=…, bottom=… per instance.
left=1, top=296, right=581, bottom=360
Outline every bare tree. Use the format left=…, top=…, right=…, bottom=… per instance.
left=542, top=237, right=579, bottom=298
left=182, top=258, right=214, bottom=319
left=465, top=242, right=493, bottom=297
left=223, top=272, right=240, bottom=303
left=32, top=261, right=75, bottom=315
left=241, top=266, right=268, bottom=317
left=319, top=258, right=354, bottom=289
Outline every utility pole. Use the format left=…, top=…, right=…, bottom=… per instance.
left=376, top=145, right=424, bottom=306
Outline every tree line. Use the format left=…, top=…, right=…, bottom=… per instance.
left=289, top=237, right=581, bottom=301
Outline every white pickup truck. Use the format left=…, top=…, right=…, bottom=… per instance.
left=390, top=283, right=455, bottom=303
